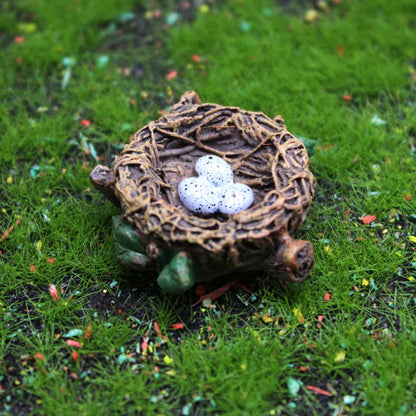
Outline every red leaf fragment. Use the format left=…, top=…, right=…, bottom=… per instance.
left=193, top=280, right=238, bottom=306
left=34, top=353, right=44, bottom=361
left=323, top=292, right=331, bottom=301
left=14, top=36, right=25, bottom=44
left=154, top=321, right=161, bottom=336
left=166, top=70, right=177, bottom=80
left=84, top=325, right=92, bottom=340
left=154, top=321, right=167, bottom=341
left=361, top=215, right=376, bottom=225
left=172, top=323, right=184, bottom=330
left=306, top=385, right=333, bottom=396
left=47, top=257, right=55, bottom=263
left=342, top=95, right=352, bottom=101
left=194, top=284, right=205, bottom=296
left=192, top=54, right=201, bottom=63
left=72, top=351, right=79, bottom=362
left=66, top=339, right=81, bottom=348
left=0, top=219, right=21, bottom=243
left=30, top=264, right=37, bottom=273
left=80, top=119, right=91, bottom=127
left=49, top=284, right=59, bottom=301
left=237, top=282, right=251, bottom=294
left=318, top=315, right=324, bottom=322
left=141, top=338, right=148, bottom=352
left=336, top=45, right=345, bottom=56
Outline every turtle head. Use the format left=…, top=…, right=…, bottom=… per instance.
left=89, top=164, right=120, bottom=206
left=265, top=233, right=314, bottom=282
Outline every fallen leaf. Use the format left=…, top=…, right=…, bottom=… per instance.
left=80, top=119, right=91, bottom=127
left=371, top=114, right=387, bottom=126
left=84, top=325, right=92, bottom=340
left=292, top=307, right=304, bottom=323
left=34, top=353, right=44, bottom=361
left=262, top=315, right=274, bottom=324
left=306, top=385, right=333, bottom=396
left=287, top=377, right=303, bottom=397
left=163, top=355, right=173, bottom=365
left=192, top=54, right=201, bottom=63
left=305, top=9, right=319, bottom=22
left=361, top=215, right=376, bottom=225
left=63, top=328, right=83, bottom=338
left=166, top=70, right=177, bottom=80
left=66, top=339, right=81, bottom=348
left=334, top=350, right=346, bottom=363
left=141, top=338, right=148, bottom=352
left=49, top=284, right=59, bottom=301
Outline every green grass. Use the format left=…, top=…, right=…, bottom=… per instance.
left=1, top=0, right=416, bottom=414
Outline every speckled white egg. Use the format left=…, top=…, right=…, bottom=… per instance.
left=195, top=155, right=233, bottom=188
left=178, top=155, right=254, bottom=215
left=178, top=176, right=220, bottom=214
left=218, top=183, right=254, bottom=214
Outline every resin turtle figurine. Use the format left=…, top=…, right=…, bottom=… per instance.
left=90, top=91, right=316, bottom=294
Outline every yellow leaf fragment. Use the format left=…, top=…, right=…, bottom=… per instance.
left=163, top=355, right=173, bottom=366
left=292, top=307, right=304, bottom=323
left=305, top=9, right=319, bottom=22
left=334, top=351, right=346, bottom=363
left=262, top=316, right=273, bottom=324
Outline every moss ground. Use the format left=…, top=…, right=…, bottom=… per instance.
left=1, top=0, right=415, bottom=414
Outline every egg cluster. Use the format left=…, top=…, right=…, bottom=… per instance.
left=178, top=155, right=254, bottom=215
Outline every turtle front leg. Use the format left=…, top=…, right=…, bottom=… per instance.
left=157, top=251, right=196, bottom=295
left=112, top=215, right=152, bottom=269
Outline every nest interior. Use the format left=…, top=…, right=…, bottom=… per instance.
left=113, top=91, right=315, bottom=270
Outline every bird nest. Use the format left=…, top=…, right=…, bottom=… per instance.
left=110, top=91, right=315, bottom=278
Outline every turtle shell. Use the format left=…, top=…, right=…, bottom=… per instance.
left=95, top=91, right=316, bottom=282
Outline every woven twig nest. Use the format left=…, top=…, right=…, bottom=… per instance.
left=90, top=91, right=316, bottom=290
